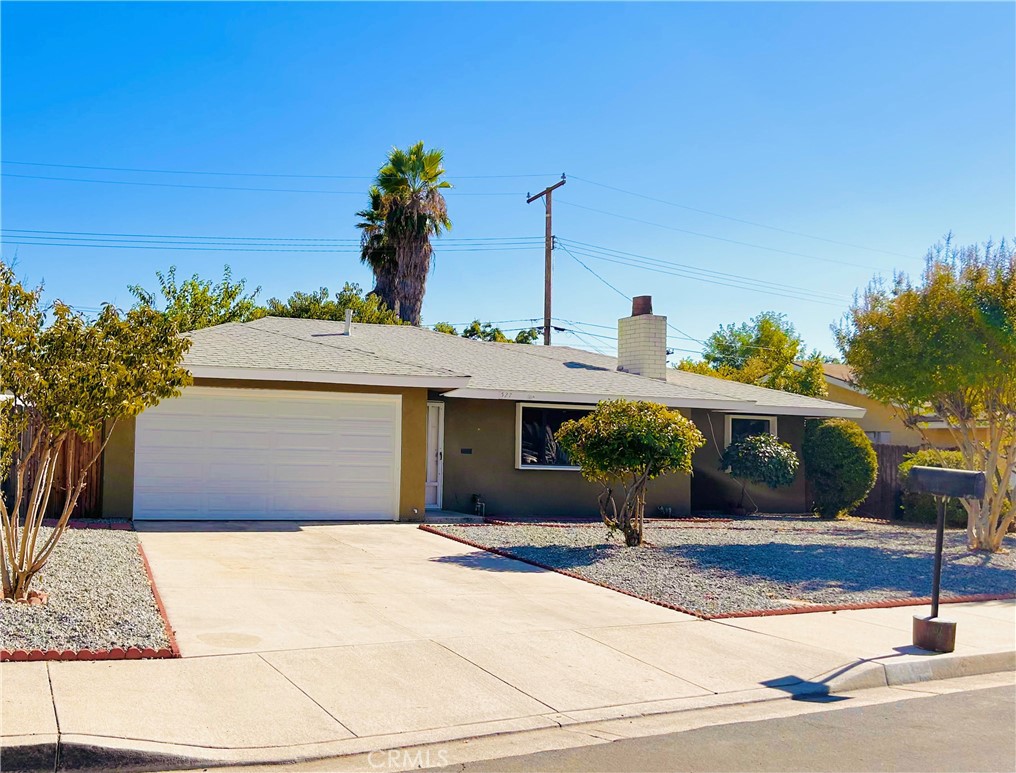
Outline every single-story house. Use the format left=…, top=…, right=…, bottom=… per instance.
left=98, top=297, right=865, bottom=522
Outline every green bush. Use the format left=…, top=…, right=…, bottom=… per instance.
left=556, top=399, right=706, bottom=546
left=898, top=449, right=968, bottom=528
left=720, top=434, right=799, bottom=509
left=802, top=418, right=878, bottom=518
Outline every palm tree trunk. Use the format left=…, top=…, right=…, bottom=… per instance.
left=395, top=239, right=431, bottom=325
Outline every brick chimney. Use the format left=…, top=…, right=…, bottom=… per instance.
left=617, top=295, right=667, bottom=380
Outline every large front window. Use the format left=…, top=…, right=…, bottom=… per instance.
left=516, top=404, right=591, bottom=469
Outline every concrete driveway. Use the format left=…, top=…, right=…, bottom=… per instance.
left=7, top=521, right=1013, bottom=770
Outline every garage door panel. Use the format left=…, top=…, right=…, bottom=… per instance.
left=133, top=388, right=400, bottom=520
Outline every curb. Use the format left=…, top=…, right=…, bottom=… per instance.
left=7, top=651, right=1013, bottom=773
left=418, top=524, right=1016, bottom=620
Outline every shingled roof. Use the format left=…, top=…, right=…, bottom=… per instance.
left=184, top=318, right=864, bottom=417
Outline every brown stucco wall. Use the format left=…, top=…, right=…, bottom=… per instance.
left=439, top=398, right=692, bottom=517
left=101, top=379, right=428, bottom=521
left=688, top=410, right=810, bottom=514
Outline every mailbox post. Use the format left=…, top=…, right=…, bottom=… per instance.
left=907, top=466, right=987, bottom=653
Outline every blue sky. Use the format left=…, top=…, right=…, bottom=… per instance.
left=3, top=2, right=1013, bottom=359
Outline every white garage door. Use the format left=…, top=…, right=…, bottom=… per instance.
left=133, top=387, right=401, bottom=520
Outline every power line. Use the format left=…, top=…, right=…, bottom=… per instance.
left=2, top=160, right=556, bottom=180
left=2, top=228, right=541, bottom=244
left=559, top=238, right=849, bottom=303
left=0, top=239, right=541, bottom=255
left=556, top=242, right=704, bottom=344
left=568, top=175, right=918, bottom=261
left=562, top=243, right=846, bottom=308
left=556, top=199, right=886, bottom=271
left=1, top=173, right=523, bottom=196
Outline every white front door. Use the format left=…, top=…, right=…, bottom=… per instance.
left=425, top=402, right=444, bottom=509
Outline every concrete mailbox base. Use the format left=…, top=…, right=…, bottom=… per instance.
left=913, top=615, right=957, bottom=653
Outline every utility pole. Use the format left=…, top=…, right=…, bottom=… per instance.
left=527, top=174, right=566, bottom=345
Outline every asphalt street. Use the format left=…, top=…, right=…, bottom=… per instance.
left=439, top=685, right=1016, bottom=773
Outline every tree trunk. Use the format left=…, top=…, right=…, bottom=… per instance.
left=394, top=238, right=431, bottom=325
left=370, top=261, right=399, bottom=315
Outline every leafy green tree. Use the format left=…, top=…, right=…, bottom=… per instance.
left=432, top=322, right=458, bottom=335
left=1, top=263, right=191, bottom=600
left=461, top=320, right=539, bottom=344
left=720, top=433, right=799, bottom=512
left=836, top=237, right=1015, bottom=550
left=363, top=142, right=452, bottom=325
left=265, top=283, right=401, bottom=325
left=556, top=400, right=706, bottom=546
left=129, top=265, right=264, bottom=332
left=802, top=418, right=877, bottom=519
left=676, top=312, right=828, bottom=397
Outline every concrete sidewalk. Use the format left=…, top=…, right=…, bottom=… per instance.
left=2, top=524, right=1014, bottom=772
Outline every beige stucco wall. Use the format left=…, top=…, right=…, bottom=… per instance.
left=688, top=410, right=810, bottom=513
left=101, top=379, right=428, bottom=521
left=439, top=398, right=692, bottom=517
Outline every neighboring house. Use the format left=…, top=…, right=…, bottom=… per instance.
left=817, top=363, right=961, bottom=448
left=98, top=297, right=864, bottom=522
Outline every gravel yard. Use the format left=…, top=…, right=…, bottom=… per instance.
left=430, top=517, right=1016, bottom=617
left=0, top=526, right=172, bottom=652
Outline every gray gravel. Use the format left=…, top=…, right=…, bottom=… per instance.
left=0, top=526, right=171, bottom=652
left=433, top=517, right=1016, bottom=616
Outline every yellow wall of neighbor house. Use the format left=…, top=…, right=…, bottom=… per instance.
left=825, top=383, right=925, bottom=446
left=688, top=410, right=810, bottom=513
left=824, top=383, right=984, bottom=449
left=101, top=380, right=428, bottom=521
left=439, top=398, right=693, bottom=517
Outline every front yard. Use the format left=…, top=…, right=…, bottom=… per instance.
left=0, top=525, right=173, bottom=656
left=427, top=517, right=1016, bottom=618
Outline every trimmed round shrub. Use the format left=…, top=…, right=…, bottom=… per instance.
left=721, top=433, right=800, bottom=491
left=802, top=418, right=877, bottom=518
left=899, top=449, right=968, bottom=528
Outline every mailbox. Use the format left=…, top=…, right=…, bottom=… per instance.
left=907, top=466, right=986, bottom=500
left=908, top=466, right=987, bottom=653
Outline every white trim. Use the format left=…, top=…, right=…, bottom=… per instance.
left=747, top=404, right=865, bottom=418
left=425, top=401, right=445, bottom=510
left=515, top=402, right=593, bottom=471
left=724, top=414, right=778, bottom=448
left=133, top=386, right=402, bottom=521
left=188, top=365, right=468, bottom=389
left=449, top=387, right=747, bottom=411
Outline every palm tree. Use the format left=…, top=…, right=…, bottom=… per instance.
left=372, top=142, right=452, bottom=325
left=355, top=186, right=398, bottom=313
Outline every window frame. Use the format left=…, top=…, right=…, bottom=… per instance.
left=514, top=402, right=593, bottom=471
left=723, top=414, right=778, bottom=447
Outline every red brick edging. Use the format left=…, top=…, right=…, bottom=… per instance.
left=482, top=517, right=733, bottom=529
left=1, top=522, right=180, bottom=662
left=419, top=524, right=1016, bottom=621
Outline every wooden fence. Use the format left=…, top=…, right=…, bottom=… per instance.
left=16, top=428, right=104, bottom=519
left=853, top=443, right=916, bottom=520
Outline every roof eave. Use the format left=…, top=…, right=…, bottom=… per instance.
left=188, top=365, right=470, bottom=390
left=442, top=387, right=748, bottom=411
